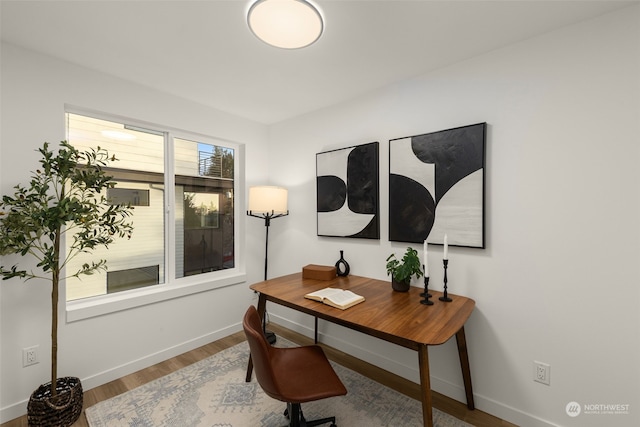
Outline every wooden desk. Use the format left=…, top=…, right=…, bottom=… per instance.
left=247, top=273, right=476, bottom=427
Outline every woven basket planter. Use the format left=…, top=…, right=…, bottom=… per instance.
left=27, top=377, right=83, bottom=427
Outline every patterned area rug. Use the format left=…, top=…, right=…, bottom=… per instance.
left=86, top=339, right=472, bottom=427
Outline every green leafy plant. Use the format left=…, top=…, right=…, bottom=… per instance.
left=386, top=247, right=423, bottom=284
left=0, top=141, right=134, bottom=396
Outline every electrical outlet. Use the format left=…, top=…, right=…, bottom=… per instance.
left=23, top=345, right=39, bottom=367
left=533, top=361, right=550, bottom=385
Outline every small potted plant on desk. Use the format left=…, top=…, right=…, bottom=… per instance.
left=385, top=247, right=423, bottom=292
left=0, top=141, right=133, bottom=426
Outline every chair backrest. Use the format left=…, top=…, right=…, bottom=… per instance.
left=243, top=305, right=282, bottom=400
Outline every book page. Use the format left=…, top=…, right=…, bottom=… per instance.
left=305, top=287, right=342, bottom=301
left=305, top=287, right=364, bottom=309
left=325, top=290, right=362, bottom=306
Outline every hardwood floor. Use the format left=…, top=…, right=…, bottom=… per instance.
left=2, top=323, right=517, bottom=427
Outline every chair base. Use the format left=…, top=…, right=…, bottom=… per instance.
left=285, top=403, right=337, bottom=427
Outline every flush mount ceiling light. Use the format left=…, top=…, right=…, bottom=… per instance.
left=247, top=0, right=324, bottom=49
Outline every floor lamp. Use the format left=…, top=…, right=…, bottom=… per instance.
left=247, top=186, right=289, bottom=344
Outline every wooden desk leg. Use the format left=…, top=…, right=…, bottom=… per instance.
left=418, top=344, right=434, bottom=427
left=245, top=295, right=267, bottom=382
left=455, top=326, right=475, bottom=410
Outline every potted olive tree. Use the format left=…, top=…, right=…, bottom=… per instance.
left=385, top=247, right=423, bottom=292
left=0, top=141, right=133, bottom=426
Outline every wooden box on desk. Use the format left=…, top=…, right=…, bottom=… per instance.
left=302, top=264, right=337, bottom=281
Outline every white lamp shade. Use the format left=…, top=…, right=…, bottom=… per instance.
left=248, top=186, right=288, bottom=214
left=248, top=0, right=323, bottom=49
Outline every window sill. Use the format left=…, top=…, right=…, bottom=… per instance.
left=66, top=271, right=246, bottom=322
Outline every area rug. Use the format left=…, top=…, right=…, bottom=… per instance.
left=86, top=339, right=472, bottom=427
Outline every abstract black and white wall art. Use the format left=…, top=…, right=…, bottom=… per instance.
left=389, top=123, right=486, bottom=248
left=316, top=142, right=379, bottom=239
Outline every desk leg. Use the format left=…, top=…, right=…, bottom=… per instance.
left=245, top=355, right=253, bottom=383
left=245, top=295, right=267, bottom=382
left=314, top=317, right=318, bottom=344
left=418, top=344, right=434, bottom=427
left=455, top=326, right=475, bottom=410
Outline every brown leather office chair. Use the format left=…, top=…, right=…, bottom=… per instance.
left=243, top=305, right=347, bottom=427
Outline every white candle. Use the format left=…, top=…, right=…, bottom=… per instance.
left=423, top=239, right=429, bottom=277
left=443, top=234, right=448, bottom=260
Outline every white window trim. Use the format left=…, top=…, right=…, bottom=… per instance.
left=64, top=106, right=246, bottom=322
left=66, top=270, right=246, bottom=322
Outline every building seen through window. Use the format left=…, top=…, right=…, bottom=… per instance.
left=65, top=113, right=235, bottom=301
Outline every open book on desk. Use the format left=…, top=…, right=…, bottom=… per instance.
left=304, top=287, right=365, bottom=310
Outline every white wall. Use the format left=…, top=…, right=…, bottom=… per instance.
left=266, top=6, right=640, bottom=427
left=0, top=43, right=270, bottom=421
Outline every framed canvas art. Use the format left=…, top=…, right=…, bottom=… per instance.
left=389, top=123, right=486, bottom=248
left=316, top=142, right=379, bottom=239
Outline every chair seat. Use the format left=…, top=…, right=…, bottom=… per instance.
left=271, top=345, right=347, bottom=403
left=243, top=305, right=346, bottom=427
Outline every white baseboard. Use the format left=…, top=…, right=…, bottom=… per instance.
left=268, top=313, right=560, bottom=427
left=0, top=323, right=242, bottom=424
left=0, top=402, right=27, bottom=424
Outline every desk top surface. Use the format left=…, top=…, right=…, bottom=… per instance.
left=250, top=273, right=475, bottom=348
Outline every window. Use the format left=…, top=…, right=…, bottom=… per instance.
left=65, top=112, right=239, bottom=303
left=174, top=138, right=234, bottom=278
left=107, top=188, right=150, bottom=206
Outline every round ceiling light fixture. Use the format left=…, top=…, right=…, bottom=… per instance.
left=247, top=0, right=324, bottom=49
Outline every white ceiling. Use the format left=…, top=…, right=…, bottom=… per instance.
left=1, top=0, right=636, bottom=124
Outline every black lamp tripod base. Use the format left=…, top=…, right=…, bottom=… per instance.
left=265, top=330, right=277, bottom=344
